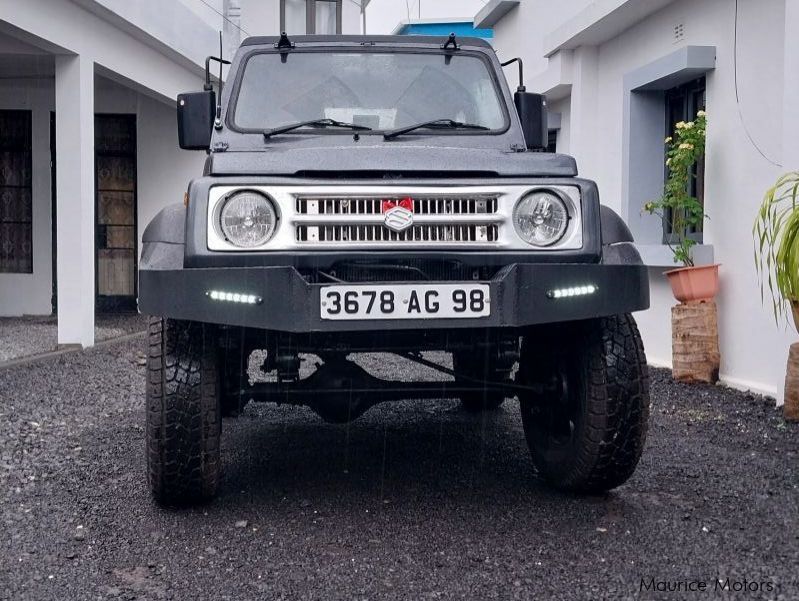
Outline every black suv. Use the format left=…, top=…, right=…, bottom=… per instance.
left=139, top=34, right=650, bottom=505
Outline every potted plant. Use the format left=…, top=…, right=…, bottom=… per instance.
left=644, top=111, right=719, bottom=302
left=754, top=171, right=799, bottom=331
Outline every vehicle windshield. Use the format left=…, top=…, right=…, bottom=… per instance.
left=232, top=51, right=506, bottom=134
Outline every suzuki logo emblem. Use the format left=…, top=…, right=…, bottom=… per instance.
left=382, top=197, right=414, bottom=232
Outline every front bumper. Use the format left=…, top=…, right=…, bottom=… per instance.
left=138, top=262, right=649, bottom=332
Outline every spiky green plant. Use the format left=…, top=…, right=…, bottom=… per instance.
left=754, top=172, right=799, bottom=324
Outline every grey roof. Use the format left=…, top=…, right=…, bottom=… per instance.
left=240, top=34, right=493, bottom=49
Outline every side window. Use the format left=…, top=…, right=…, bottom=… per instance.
left=663, top=77, right=706, bottom=243
left=281, top=0, right=341, bottom=34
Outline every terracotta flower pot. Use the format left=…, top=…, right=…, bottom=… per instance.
left=791, top=300, right=799, bottom=334
left=664, top=264, right=720, bottom=303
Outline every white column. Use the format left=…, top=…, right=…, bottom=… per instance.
left=568, top=45, right=599, bottom=174
left=55, top=54, right=95, bottom=348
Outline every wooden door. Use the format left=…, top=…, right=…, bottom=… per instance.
left=95, top=114, right=137, bottom=312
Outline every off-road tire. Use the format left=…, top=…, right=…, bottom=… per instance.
left=452, top=351, right=506, bottom=412
left=519, top=314, right=649, bottom=493
left=146, top=317, right=221, bottom=505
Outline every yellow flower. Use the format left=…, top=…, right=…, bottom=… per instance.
left=679, top=143, right=694, bottom=150
left=675, top=121, right=686, bottom=129
left=684, top=121, right=695, bottom=129
left=666, top=158, right=672, bottom=166
left=665, top=137, right=672, bottom=144
left=697, top=110, right=707, bottom=117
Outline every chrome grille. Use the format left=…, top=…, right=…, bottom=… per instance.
left=296, top=223, right=499, bottom=244
left=295, top=196, right=498, bottom=215
left=294, top=194, right=500, bottom=246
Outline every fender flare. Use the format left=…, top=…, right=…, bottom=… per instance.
left=142, top=204, right=185, bottom=244
left=600, top=205, right=634, bottom=245
left=140, top=204, right=186, bottom=271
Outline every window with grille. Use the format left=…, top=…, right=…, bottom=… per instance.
left=0, top=110, right=33, bottom=274
left=664, top=77, right=705, bottom=243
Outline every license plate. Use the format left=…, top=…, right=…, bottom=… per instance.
left=320, top=284, right=491, bottom=320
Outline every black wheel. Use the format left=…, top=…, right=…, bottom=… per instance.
left=519, top=314, right=649, bottom=493
left=146, top=317, right=221, bottom=505
left=452, top=351, right=507, bottom=412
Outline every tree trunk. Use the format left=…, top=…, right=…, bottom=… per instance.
left=671, top=301, right=720, bottom=384
left=783, top=342, right=799, bottom=422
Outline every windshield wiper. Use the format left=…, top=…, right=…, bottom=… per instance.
left=262, top=118, right=373, bottom=139
left=383, top=119, right=490, bottom=140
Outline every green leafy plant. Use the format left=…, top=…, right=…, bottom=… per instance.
left=644, top=111, right=707, bottom=266
left=754, top=172, right=799, bottom=323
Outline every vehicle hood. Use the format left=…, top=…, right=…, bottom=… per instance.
left=208, top=145, right=578, bottom=178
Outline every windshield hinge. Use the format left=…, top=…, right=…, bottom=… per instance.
left=510, top=143, right=527, bottom=153
left=212, top=141, right=229, bottom=153
left=275, top=32, right=294, bottom=50
left=441, top=33, right=459, bottom=51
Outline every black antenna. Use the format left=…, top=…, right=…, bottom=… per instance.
left=202, top=32, right=231, bottom=130
left=501, top=57, right=525, bottom=92
left=215, top=32, right=223, bottom=129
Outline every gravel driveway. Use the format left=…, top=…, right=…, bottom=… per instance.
left=1, top=336, right=797, bottom=600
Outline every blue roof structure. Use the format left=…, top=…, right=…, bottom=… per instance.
left=392, top=19, right=493, bottom=40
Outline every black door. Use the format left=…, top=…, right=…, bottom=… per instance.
left=95, top=114, right=137, bottom=313
left=51, top=112, right=57, bottom=313
left=0, top=110, right=33, bottom=275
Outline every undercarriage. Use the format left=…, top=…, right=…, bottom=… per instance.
left=216, top=327, right=533, bottom=422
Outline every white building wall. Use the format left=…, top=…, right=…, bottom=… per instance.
left=94, top=77, right=208, bottom=261
left=490, top=1, right=591, bottom=82
left=0, top=0, right=212, bottom=334
left=0, top=75, right=205, bottom=317
left=0, top=79, right=54, bottom=316
left=239, top=0, right=280, bottom=36
left=586, top=0, right=790, bottom=399
left=238, top=0, right=361, bottom=37
left=491, top=0, right=794, bottom=400
left=177, top=0, right=225, bottom=29
left=136, top=94, right=207, bottom=259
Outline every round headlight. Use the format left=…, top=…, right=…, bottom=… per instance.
left=513, top=190, right=570, bottom=246
left=219, top=191, right=278, bottom=248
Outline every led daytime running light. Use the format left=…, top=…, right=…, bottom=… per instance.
left=547, top=285, right=598, bottom=299
left=207, top=290, right=262, bottom=305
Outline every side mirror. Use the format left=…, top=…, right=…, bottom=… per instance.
left=514, top=91, right=548, bottom=151
left=177, top=91, right=216, bottom=150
